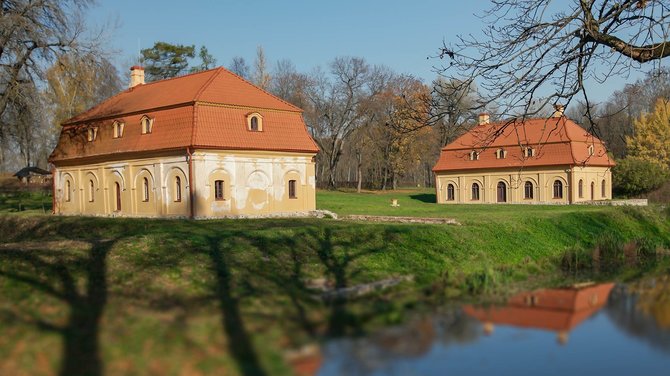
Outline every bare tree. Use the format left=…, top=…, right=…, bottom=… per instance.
left=0, top=0, right=95, bottom=124
left=305, top=57, right=389, bottom=188
left=229, top=56, right=250, bottom=79
left=270, top=59, right=312, bottom=108
left=437, top=0, right=670, bottom=126
left=431, top=78, right=481, bottom=146
left=252, top=46, right=271, bottom=90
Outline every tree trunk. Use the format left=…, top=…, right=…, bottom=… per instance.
left=356, top=150, right=362, bottom=193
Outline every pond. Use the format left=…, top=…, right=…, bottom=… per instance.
left=291, top=279, right=670, bottom=376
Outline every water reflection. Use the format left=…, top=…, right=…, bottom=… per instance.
left=314, top=280, right=670, bottom=376
left=463, top=282, right=614, bottom=345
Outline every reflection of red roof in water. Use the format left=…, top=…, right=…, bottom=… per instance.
left=286, top=346, right=322, bottom=376
left=463, top=283, right=615, bottom=332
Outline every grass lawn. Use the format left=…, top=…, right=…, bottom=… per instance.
left=1, top=188, right=669, bottom=375
left=317, top=188, right=621, bottom=224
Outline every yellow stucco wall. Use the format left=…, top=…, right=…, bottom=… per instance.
left=191, top=150, right=316, bottom=218
left=53, top=149, right=317, bottom=217
left=435, top=166, right=612, bottom=204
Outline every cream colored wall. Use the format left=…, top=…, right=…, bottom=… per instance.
left=53, top=149, right=318, bottom=218
left=191, top=150, right=317, bottom=218
left=570, top=166, right=612, bottom=202
left=54, top=155, right=190, bottom=217
left=435, top=166, right=576, bottom=204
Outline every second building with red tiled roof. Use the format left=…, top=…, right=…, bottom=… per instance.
left=49, top=66, right=319, bottom=218
left=432, top=107, right=615, bottom=204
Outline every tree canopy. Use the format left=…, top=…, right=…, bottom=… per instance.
left=437, top=0, right=670, bottom=122
left=141, top=42, right=196, bottom=81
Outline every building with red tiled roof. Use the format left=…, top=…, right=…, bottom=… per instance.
left=432, top=107, right=615, bottom=204
left=49, top=66, right=319, bottom=217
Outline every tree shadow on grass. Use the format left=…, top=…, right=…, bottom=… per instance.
left=0, top=239, right=116, bottom=376
left=410, top=193, right=436, bottom=204
left=245, top=225, right=396, bottom=339
left=206, top=235, right=268, bottom=376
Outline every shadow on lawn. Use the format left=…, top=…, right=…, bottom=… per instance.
left=0, top=238, right=117, bottom=376
left=409, top=193, right=436, bottom=204
left=191, top=222, right=397, bottom=375
left=0, top=217, right=411, bottom=375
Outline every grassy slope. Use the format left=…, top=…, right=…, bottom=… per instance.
left=1, top=189, right=669, bottom=375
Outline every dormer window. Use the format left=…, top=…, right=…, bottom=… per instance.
left=141, top=116, right=153, bottom=134
left=524, top=146, right=535, bottom=157
left=496, top=149, right=507, bottom=159
left=87, top=127, right=98, bottom=142
left=469, top=150, right=479, bottom=161
left=113, top=121, right=125, bottom=138
left=246, top=112, right=263, bottom=131
left=588, top=144, right=594, bottom=156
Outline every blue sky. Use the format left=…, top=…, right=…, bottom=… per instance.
left=89, top=0, right=646, bottom=103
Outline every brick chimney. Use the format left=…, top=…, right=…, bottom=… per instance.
left=129, top=65, right=145, bottom=88
left=552, top=104, right=565, bottom=118
left=478, top=113, right=490, bottom=126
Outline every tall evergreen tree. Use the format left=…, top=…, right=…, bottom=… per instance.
left=141, top=42, right=195, bottom=81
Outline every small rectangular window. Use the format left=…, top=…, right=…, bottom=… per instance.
left=288, top=180, right=297, bottom=199
left=215, top=180, right=224, bottom=200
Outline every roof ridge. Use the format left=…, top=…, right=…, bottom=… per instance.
left=564, top=118, right=579, bottom=165
left=193, top=67, right=224, bottom=101
left=215, top=66, right=303, bottom=112
left=135, top=67, right=219, bottom=89
left=190, top=69, right=223, bottom=146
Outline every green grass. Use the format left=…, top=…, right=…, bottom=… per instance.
left=0, top=188, right=669, bottom=375
left=0, top=190, right=51, bottom=214
left=318, top=188, right=616, bottom=223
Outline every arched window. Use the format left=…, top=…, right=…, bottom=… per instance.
left=470, top=150, right=479, bottom=161
left=141, top=116, right=153, bottom=134
left=174, top=176, right=182, bottom=202
left=87, top=127, right=98, bottom=142
left=496, top=149, right=506, bottom=159
left=447, top=184, right=455, bottom=201
left=65, top=180, right=71, bottom=202
left=601, top=179, right=606, bottom=198
left=247, top=113, right=263, bottom=131
left=553, top=180, right=563, bottom=199
left=578, top=179, right=584, bottom=198
left=471, top=183, right=480, bottom=201
left=88, top=180, right=95, bottom=202
left=524, top=147, right=534, bottom=157
left=214, top=180, right=225, bottom=200
left=114, top=182, right=121, bottom=211
left=588, top=145, right=594, bottom=156
left=142, top=177, right=149, bottom=202
left=113, top=121, right=124, bottom=138
left=288, top=179, right=297, bottom=199
left=524, top=181, right=533, bottom=199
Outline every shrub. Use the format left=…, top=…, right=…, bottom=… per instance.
left=613, top=156, right=669, bottom=197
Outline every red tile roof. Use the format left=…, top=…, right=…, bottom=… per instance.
left=50, top=67, right=317, bottom=162
left=432, top=117, right=614, bottom=172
